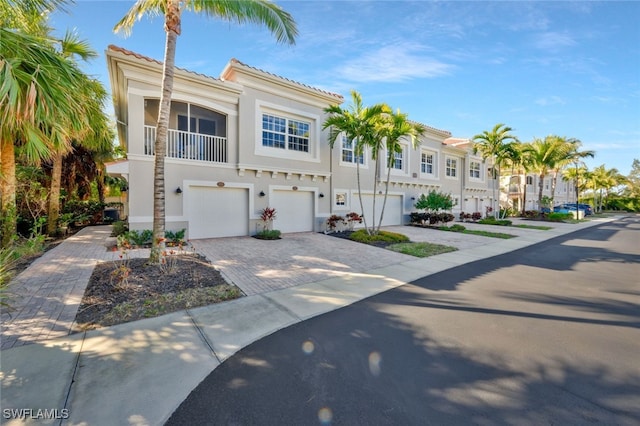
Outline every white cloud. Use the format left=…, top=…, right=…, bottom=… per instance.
left=535, top=96, right=566, bottom=106
left=533, top=31, right=577, bottom=50
left=336, top=44, right=454, bottom=83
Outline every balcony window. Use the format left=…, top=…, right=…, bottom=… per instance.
left=143, top=99, right=227, bottom=163
left=469, top=161, right=481, bottom=179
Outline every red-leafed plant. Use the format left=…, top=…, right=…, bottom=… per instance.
left=345, top=212, right=363, bottom=230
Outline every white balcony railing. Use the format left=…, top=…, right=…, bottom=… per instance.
left=144, top=125, right=227, bottom=163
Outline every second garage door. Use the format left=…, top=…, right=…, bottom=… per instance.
left=271, top=190, right=314, bottom=233
left=358, top=194, right=403, bottom=227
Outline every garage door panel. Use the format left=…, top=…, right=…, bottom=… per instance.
left=358, top=194, right=402, bottom=227
left=272, top=191, right=314, bottom=233
left=188, top=186, right=249, bottom=238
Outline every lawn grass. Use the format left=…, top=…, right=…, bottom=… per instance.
left=349, top=229, right=410, bottom=244
left=439, top=225, right=516, bottom=239
left=513, top=224, right=553, bottom=230
left=461, top=229, right=515, bottom=239
left=387, top=242, right=457, bottom=258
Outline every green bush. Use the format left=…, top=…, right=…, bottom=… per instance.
left=478, top=217, right=512, bottom=226
left=447, top=224, right=466, bottom=232
left=255, top=229, right=281, bottom=240
left=118, top=229, right=153, bottom=247
left=111, top=221, right=128, bottom=237
left=165, top=229, right=186, bottom=245
left=547, top=212, right=571, bottom=222
left=350, top=229, right=409, bottom=244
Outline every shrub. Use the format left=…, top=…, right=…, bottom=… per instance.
left=111, top=221, right=128, bottom=237
left=345, top=212, right=363, bottom=230
left=259, top=207, right=277, bottom=231
left=547, top=212, right=571, bottom=222
left=1, top=248, right=18, bottom=306
left=448, top=224, right=466, bottom=232
left=471, top=212, right=482, bottom=221
left=522, top=210, right=539, bottom=218
left=478, top=217, right=512, bottom=226
left=165, top=229, right=186, bottom=246
left=118, top=229, right=153, bottom=247
left=255, top=229, right=281, bottom=240
left=326, top=215, right=345, bottom=232
left=415, top=190, right=454, bottom=212
left=410, top=212, right=429, bottom=225
left=350, top=229, right=409, bottom=244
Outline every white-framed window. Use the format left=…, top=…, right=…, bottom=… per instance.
left=469, top=161, right=481, bottom=179
left=262, top=113, right=309, bottom=152
left=545, top=178, right=550, bottom=190
left=526, top=176, right=533, bottom=185
left=446, top=157, right=458, bottom=178
left=387, top=144, right=407, bottom=173
left=333, top=189, right=350, bottom=210
left=341, top=135, right=364, bottom=165
left=421, top=152, right=433, bottom=174
left=256, top=101, right=319, bottom=162
left=390, top=149, right=404, bottom=170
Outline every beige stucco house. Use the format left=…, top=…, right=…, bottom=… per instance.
left=106, top=45, right=495, bottom=239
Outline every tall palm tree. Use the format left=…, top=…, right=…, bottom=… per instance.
left=0, top=26, right=89, bottom=247
left=590, top=165, right=626, bottom=211
left=563, top=163, right=589, bottom=204
left=547, top=137, right=594, bottom=207
left=502, top=142, right=533, bottom=215
left=323, top=90, right=388, bottom=234
left=115, top=0, right=297, bottom=263
left=523, top=136, right=571, bottom=210
left=46, top=30, right=107, bottom=235
left=472, top=123, right=518, bottom=218
left=377, top=110, right=424, bottom=232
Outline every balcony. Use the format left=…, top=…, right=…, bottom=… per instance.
left=144, top=125, right=227, bottom=163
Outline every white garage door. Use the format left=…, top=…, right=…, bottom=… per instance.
left=359, top=194, right=403, bottom=227
left=271, top=190, right=314, bottom=233
left=187, top=186, right=249, bottom=239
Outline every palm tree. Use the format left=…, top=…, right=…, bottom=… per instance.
left=115, top=0, right=298, bottom=263
left=323, top=90, right=388, bottom=234
left=524, top=136, right=569, bottom=210
left=0, top=26, right=89, bottom=247
left=563, top=163, right=589, bottom=204
left=590, top=165, right=627, bottom=211
left=377, top=111, right=425, bottom=232
left=472, top=124, right=518, bottom=218
left=46, top=30, right=108, bottom=235
left=502, top=142, right=533, bottom=215
left=547, top=137, right=594, bottom=207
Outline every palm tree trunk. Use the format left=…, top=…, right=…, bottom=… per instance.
left=47, top=151, right=63, bottom=236
left=538, top=173, right=545, bottom=210
left=377, top=164, right=393, bottom=233
left=96, top=166, right=106, bottom=205
left=355, top=159, right=368, bottom=233
left=0, top=140, right=17, bottom=248
left=150, top=2, right=181, bottom=263
left=370, top=157, right=381, bottom=235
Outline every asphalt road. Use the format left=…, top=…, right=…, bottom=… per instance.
left=167, top=216, right=640, bottom=426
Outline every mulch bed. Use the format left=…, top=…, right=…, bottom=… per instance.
left=75, top=253, right=243, bottom=331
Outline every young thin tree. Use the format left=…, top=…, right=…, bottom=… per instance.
left=115, top=0, right=297, bottom=263
left=377, top=110, right=425, bottom=233
left=323, top=91, right=388, bottom=234
left=472, top=124, right=518, bottom=218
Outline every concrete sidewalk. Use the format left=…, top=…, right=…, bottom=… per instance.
left=0, top=216, right=623, bottom=425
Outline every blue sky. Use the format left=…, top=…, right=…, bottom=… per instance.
left=51, top=1, right=640, bottom=175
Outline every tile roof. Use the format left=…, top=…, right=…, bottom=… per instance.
left=228, top=58, right=344, bottom=101
left=108, top=45, right=221, bottom=82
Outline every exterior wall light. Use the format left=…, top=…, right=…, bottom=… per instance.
left=259, top=191, right=265, bottom=197
left=175, top=187, right=182, bottom=194
left=319, top=193, right=324, bottom=198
